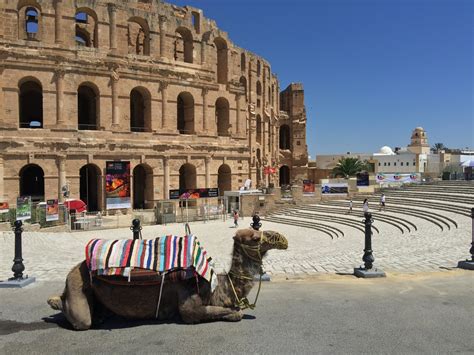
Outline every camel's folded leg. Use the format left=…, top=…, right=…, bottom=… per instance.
left=178, top=293, right=243, bottom=324
left=48, top=261, right=94, bottom=330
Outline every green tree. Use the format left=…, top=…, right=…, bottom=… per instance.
left=431, top=143, right=446, bottom=153
left=332, top=157, right=367, bottom=178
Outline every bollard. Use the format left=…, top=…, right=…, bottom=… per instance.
left=0, top=220, right=36, bottom=288
left=251, top=214, right=261, bottom=231
left=354, top=212, right=386, bottom=278
left=131, top=219, right=142, bottom=240
left=458, top=207, right=474, bottom=270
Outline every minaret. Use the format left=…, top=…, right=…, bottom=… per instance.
left=407, top=127, right=430, bottom=155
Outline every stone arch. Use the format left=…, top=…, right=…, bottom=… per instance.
left=78, top=82, right=100, bottom=130
left=216, top=97, right=230, bottom=136
left=214, top=37, right=228, bottom=84
left=241, top=52, right=246, bottom=71
left=177, top=92, right=195, bottom=134
left=279, top=124, right=291, bottom=149
left=257, top=60, right=261, bottom=77
left=19, top=78, right=43, bottom=129
left=175, top=27, right=193, bottom=63
left=179, top=163, right=197, bottom=190
left=75, top=8, right=98, bottom=48
left=279, top=165, right=290, bottom=187
left=218, top=164, right=232, bottom=196
left=256, top=81, right=262, bottom=107
left=256, top=115, right=262, bottom=145
left=130, top=86, right=151, bottom=132
left=133, top=163, right=154, bottom=209
left=80, top=163, right=101, bottom=212
left=19, top=164, right=44, bottom=202
left=128, top=17, right=150, bottom=55
left=239, top=76, right=247, bottom=100
left=18, top=1, right=42, bottom=40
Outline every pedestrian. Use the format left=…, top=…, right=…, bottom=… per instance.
left=233, top=210, right=239, bottom=227
left=380, top=193, right=386, bottom=212
left=348, top=199, right=353, bottom=214
left=362, top=198, right=369, bottom=213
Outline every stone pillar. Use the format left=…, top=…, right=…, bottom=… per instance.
left=57, top=156, right=66, bottom=202
left=0, top=155, right=4, bottom=200
left=201, top=41, right=206, bottom=65
left=163, top=156, right=169, bottom=199
left=0, top=64, right=4, bottom=124
left=111, top=69, right=119, bottom=126
left=202, top=88, right=208, bottom=132
left=235, top=93, right=241, bottom=135
left=205, top=156, right=211, bottom=188
left=160, top=81, right=169, bottom=130
left=54, top=0, right=63, bottom=44
left=159, top=16, right=167, bottom=58
left=108, top=4, right=117, bottom=51
left=55, top=69, right=65, bottom=125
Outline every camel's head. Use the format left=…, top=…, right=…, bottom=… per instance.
left=233, top=229, right=288, bottom=258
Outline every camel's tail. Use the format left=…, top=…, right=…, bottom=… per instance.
left=47, top=296, right=63, bottom=311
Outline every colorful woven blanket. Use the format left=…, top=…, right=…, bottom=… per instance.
left=85, top=235, right=217, bottom=289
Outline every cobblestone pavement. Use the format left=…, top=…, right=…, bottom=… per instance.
left=0, top=208, right=471, bottom=282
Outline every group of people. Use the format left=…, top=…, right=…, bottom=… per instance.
left=348, top=193, right=386, bottom=214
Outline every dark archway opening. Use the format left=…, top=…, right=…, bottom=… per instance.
left=279, top=165, right=290, bottom=187
left=78, top=85, right=98, bottom=130
left=279, top=125, right=291, bottom=150
left=216, top=98, right=230, bottom=136
left=179, top=164, right=197, bottom=190
left=19, top=81, right=43, bottom=128
left=80, top=164, right=100, bottom=212
left=177, top=92, right=194, bottom=134
left=133, top=164, right=153, bottom=209
left=218, top=164, right=232, bottom=196
left=130, top=88, right=150, bottom=132
left=20, top=164, right=44, bottom=202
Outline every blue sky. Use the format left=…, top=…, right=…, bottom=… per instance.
left=168, top=0, right=473, bottom=156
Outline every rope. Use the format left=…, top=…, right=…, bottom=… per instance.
left=155, top=272, right=166, bottom=319
left=226, top=268, right=264, bottom=310
left=185, top=223, right=191, bottom=236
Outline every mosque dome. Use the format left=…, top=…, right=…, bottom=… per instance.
left=379, top=146, right=395, bottom=155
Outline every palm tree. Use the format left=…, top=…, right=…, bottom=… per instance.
left=332, top=157, right=367, bottom=178
left=431, top=143, right=446, bottom=153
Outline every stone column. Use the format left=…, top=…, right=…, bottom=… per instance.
left=163, top=156, right=170, bottom=199
left=160, top=81, right=168, bottom=130
left=54, top=0, right=63, bottom=44
left=205, top=156, right=211, bottom=188
left=235, top=93, right=241, bottom=135
left=0, top=64, right=4, bottom=124
left=159, top=16, right=167, bottom=58
left=55, top=68, right=65, bottom=125
left=200, top=41, right=206, bottom=65
left=57, top=156, right=66, bottom=202
left=201, top=88, right=208, bottom=132
left=0, top=155, right=4, bottom=200
left=111, top=69, right=119, bottom=126
left=108, top=4, right=117, bottom=51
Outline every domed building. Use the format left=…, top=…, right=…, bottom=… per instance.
left=0, top=0, right=308, bottom=211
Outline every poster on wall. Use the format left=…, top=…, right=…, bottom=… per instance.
left=0, top=201, right=9, bottom=214
left=356, top=172, right=369, bottom=187
left=46, top=199, right=59, bottom=222
left=16, top=196, right=32, bottom=221
left=169, top=188, right=219, bottom=200
left=376, top=173, right=420, bottom=184
left=303, top=180, right=315, bottom=195
left=321, top=183, right=348, bottom=195
left=105, top=161, right=131, bottom=209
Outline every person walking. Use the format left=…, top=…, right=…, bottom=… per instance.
left=233, top=210, right=239, bottom=227
left=348, top=199, right=353, bottom=214
left=379, top=193, right=386, bottom=212
left=362, top=198, right=369, bottom=213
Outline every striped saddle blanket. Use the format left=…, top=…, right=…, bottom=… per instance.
left=85, top=235, right=217, bottom=289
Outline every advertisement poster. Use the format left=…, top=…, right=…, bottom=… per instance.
left=0, top=201, right=9, bottom=214
left=303, top=180, right=315, bottom=195
left=105, top=161, right=131, bottom=209
left=169, top=188, right=219, bottom=200
left=16, top=196, right=32, bottom=221
left=376, top=173, right=420, bottom=184
left=356, top=172, right=370, bottom=187
left=46, top=199, right=59, bottom=222
left=321, top=183, right=348, bottom=195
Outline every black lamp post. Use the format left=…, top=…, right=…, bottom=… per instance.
left=131, top=218, right=141, bottom=240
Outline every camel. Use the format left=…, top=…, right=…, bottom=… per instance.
left=47, top=228, right=288, bottom=330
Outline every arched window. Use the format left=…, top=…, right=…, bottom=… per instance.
left=214, top=37, right=228, bottom=84
left=279, top=165, right=290, bottom=187
left=19, top=164, right=44, bottom=202
left=279, top=125, right=291, bottom=149
left=19, top=80, right=43, bottom=128
left=216, top=97, right=230, bottom=136
left=80, top=164, right=100, bottom=212
left=218, top=164, right=232, bottom=196
left=256, top=81, right=262, bottom=107
left=239, top=76, right=247, bottom=100
left=75, top=9, right=98, bottom=48
left=175, top=27, right=193, bottom=63
left=130, top=87, right=151, bottom=132
left=257, top=60, right=261, bottom=77
left=78, top=84, right=99, bottom=130
left=25, top=7, right=39, bottom=38
left=179, top=164, right=197, bottom=190
left=256, top=115, right=262, bottom=145
left=241, top=53, right=246, bottom=71
left=19, top=4, right=42, bottom=41
left=128, top=17, right=150, bottom=55
left=177, top=92, right=195, bottom=134
left=133, top=164, right=154, bottom=209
